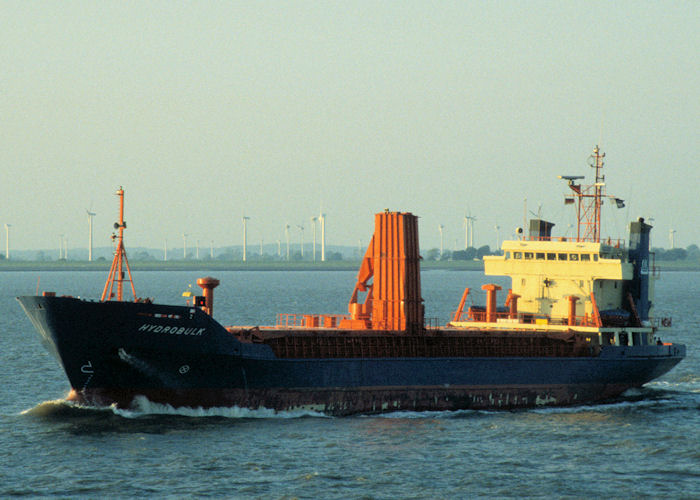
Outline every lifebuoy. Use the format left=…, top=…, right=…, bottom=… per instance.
left=661, top=318, right=672, bottom=327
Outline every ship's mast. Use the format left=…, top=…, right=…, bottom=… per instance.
left=562, top=146, right=612, bottom=243
left=590, top=145, right=605, bottom=242
left=101, top=187, right=137, bottom=302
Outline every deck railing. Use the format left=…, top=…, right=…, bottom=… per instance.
left=276, top=313, right=350, bottom=328
left=452, top=309, right=599, bottom=327
left=522, top=235, right=625, bottom=247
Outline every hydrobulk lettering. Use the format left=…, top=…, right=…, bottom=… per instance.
left=138, top=324, right=206, bottom=336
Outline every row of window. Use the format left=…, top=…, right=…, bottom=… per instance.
left=509, top=251, right=599, bottom=262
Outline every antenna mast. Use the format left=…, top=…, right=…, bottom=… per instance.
left=590, top=145, right=605, bottom=242
left=101, top=187, right=137, bottom=301
left=561, top=146, right=607, bottom=243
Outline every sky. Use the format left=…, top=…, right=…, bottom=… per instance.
left=1, top=1, right=698, bottom=254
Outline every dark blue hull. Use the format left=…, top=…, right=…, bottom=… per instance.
left=17, top=295, right=685, bottom=415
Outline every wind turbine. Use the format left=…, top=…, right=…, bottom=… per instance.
left=463, top=215, right=469, bottom=249
left=196, top=240, right=200, bottom=260
left=182, top=233, right=188, bottom=259
left=310, top=216, right=318, bottom=262
left=242, top=215, right=250, bottom=262
left=4, top=223, right=10, bottom=260
left=669, top=228, right=676, bottom=249
left=210, top=240, right=214, bottom=259
left=565, top=224, right=574, bottom=239
left=319, top=212, right=326, bottom=262
left=297, top=224, right=304, bottom=258
left=86, top=209, right=96, bottom=261
left=494, top=225, right=501, bottom=251
left=285, top=224, right=290, bottom=261
left=530, top=203, right=543, bottom=219
left=59, top=234, right=64, bottom=259
left=464, top=213, right=477, bottom=248
left=164, top=239, right=168, bottom=261
left=438, top=224, right=444, bottom=258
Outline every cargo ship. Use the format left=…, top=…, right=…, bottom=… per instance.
left=18, top=147, right=685, bottom=415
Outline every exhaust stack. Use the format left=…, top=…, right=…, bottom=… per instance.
left=197, top=277, right=220, bottom=316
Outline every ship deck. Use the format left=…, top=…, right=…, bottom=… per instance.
left=225, top=324, right=599, bottom=359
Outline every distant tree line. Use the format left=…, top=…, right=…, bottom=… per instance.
left=117, top=244, right=700, bottom=263
left=2, top=244, right=699, bottom=263
left=103, top=249, right=348, bottom=262
left=424, top=246, right=497, bottom=261
left=652, top=244, right=699, bottom=261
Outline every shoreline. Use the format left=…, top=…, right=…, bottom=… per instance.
left=0, top=261, right=482, bottom=272
left=1, top=260, right=699, bottom=272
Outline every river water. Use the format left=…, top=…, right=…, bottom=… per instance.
left=1, top=269, right=698, bottom=498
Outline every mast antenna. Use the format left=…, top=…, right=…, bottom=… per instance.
left=589, top=145, right=605, bottom=242
left=101, top=186, right=137, bottom=301
left=559, top=146, right=621, bottom=243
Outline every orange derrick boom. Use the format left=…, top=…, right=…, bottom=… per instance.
left=341, top=211, right=424, bottom=332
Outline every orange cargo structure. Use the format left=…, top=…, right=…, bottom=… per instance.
left=339, top=211, right=424, bottom=332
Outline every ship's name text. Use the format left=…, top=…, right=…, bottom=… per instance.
left=138, top=324, right=206, bottom=336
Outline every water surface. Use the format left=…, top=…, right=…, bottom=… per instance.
left=2, top=270, right=697, bottom=498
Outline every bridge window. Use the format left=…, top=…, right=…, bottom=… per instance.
left=558, top=253, right=568, bottom=261
left=536, top=253, right=545, bottom=260
left=570, top=254, right=579, bottom=261
left=547, top=253, right=556, bottom=260
left=513, top=252, right=522, bottom=259
left=581, top=254, right=591, bottom=261
left=524, top=252, right=533, bottom=260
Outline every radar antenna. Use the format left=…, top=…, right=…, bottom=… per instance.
left=101, top=187, right=137, bottom=301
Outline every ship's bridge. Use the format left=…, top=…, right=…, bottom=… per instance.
left=483, top=239, right=633, bottom=320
